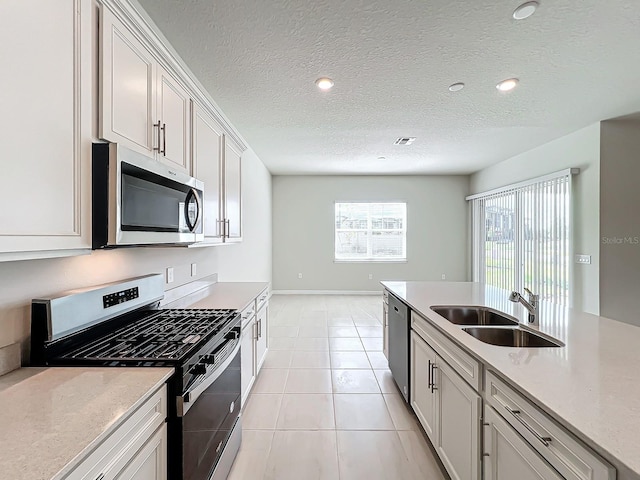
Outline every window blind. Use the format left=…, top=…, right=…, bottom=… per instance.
left=469, top=169, right=578, bottom=305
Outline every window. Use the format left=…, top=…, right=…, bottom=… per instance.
left=335, top=202, right=407, bottom=261
left=469, top=169, right=577, bottom=305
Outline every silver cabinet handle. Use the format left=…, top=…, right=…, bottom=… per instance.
left=258, top=318, right=262, bottom=338
left=153, top=121, right=162, bottom=152
left=161, top=123, right=167, bottom=155
left=430, top=362, right=438, bottom=393
left=225, top=219, right=230, bottom=238
left=427, top=359, right=433, bottom=389
left=506, top=407, right=552, bottom=446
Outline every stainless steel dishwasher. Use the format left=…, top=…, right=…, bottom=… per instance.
left=388, top=293, right=410, bottom=403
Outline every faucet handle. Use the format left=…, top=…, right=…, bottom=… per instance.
left=523, top=287, right=539, bottom=302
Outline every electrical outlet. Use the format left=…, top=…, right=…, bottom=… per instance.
left=166, top=267, right=174, bottom=283
left=298, top=273, right=303, bottom=279
left=441, top=273, right=446, bottom=280
left=191, top=263, right=197, bottom=277
left=368, top=274, right=373, bottom=280
left=575, top=254, right=591, bottom=265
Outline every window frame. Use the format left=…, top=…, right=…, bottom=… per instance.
left=334, top=202, right=408, bottom=263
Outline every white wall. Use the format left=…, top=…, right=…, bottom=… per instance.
left=272, top=175, right=470, bottom=291
left=599, top=119, right=640, bottom=325
left=470, top=123, right=601, bottom=314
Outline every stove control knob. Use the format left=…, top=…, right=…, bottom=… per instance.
left=191, top=363, right=207, bottom=376
left=200, top=355, right=216, bottom=365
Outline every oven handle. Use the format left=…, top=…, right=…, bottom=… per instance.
left=177, top=339, right=240, bottom=417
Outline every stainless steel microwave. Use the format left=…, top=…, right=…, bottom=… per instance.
left=92, top=143, right=204, bottom=248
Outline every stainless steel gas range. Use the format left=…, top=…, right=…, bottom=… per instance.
left=30, top=274, right=241, bottom=480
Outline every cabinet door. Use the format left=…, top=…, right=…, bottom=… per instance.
left=157, top=66, right=191, bottom=173
left=0, top=0, right=91, bottom=259
left=484, top=406, right=563, bottom=480
left=224, top=137, right=242, bottom=241
left=383, top=301, right=389, bottom=359
left=410, top=331, right=437, bottom=442
left=240, top=319, right=256, bottom=407
left=100, top=5, right=156, bottom=156
left=192, top=103, right=224, bottom=240
left=435, top=358, right=482, bottom=480
left=116, top=425, right=167, bottom=480
left=255, top=303, right=268, bottom=372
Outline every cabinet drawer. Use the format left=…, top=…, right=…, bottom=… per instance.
left=485, top=371, right=615, bottom=480
left=412, top=311, right=482, bottom=391
left=66, top=384, right=167, bottom=479
left=256, top=287, right=269, bottom=313
left=240, top=301, right=256, bottom=330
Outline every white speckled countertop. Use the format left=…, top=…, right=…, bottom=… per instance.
left=0, top=367, right=173, bottom=480
left=186, top=282, right=269, bottom=310
left=162, top=281, right=269, bottom=311
left=382, top=281, right=640, bottom=478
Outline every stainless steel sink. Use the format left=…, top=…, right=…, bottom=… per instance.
left=431, top=306, right=518, bottom=326
left=462, top=327, right=564, bottom=348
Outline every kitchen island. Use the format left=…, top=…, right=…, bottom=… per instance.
left=382, top=281, right=640, bottom=480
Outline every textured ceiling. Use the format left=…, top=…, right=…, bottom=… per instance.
left=137, top=0, right=640, bottom=175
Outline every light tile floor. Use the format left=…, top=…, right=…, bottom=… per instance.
left=228, top=294, right=446, bottom=480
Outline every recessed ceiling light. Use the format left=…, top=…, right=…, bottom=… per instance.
left=496, top=78, right=519, bottom=92
left=315, top=77, right=334, bottom=90
left=513, top=1, right=539, bottom=20
left=448, top=82, right=465, bottom=92
left=377, top=156, right=386, bottom=160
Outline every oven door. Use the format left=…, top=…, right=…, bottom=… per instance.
left=182, top=341, right=241, bottom=480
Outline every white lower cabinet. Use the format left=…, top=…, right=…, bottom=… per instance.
left=65, top=385, right=167, bottom=480
left=435, top=357, right=481, bottom=480
left=410, top=330, right=481, bottom=480
left=240, top=315, right=256, bottom=407
left=115, top=425, right=167, bottom=480
left=484, top=405, right=563, bottom=480
left=240, top=288, right=270, bottom=406
left=410, top=331, right=437, bottom=441
left=382, top=292, right=389, bottom=359
left=255, top=302, right=268, bottom=371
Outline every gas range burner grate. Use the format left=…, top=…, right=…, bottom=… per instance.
left=63, top=309, right=238, bottom=362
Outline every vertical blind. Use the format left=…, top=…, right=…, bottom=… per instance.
left=469, top=169, right=577, bottom=305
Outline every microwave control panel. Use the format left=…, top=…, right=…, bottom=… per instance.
left=103, top=287, right=139, bottom=309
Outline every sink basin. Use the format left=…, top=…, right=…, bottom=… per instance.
left=462, top=327, right=564, bottom=348
left=431, top=306, right=518, bottom=326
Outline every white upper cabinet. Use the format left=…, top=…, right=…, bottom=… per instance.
left=0, top=0, right=91, bottom=261
left=100, top=4, right=156, bottom=155
left=191, top=109, right=244, bottom=245
left=192, top=102, right=224, bottom=240
left=224, top=137, right=243, bottom=241
left=157, top=65, right=191, bottom=172
left=100, top=5, right=192, bottom=174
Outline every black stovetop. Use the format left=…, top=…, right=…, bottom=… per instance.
left=57, top=308, right=238, bottom=363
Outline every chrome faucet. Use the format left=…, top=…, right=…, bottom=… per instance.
left=509, top=288, right=540, bottom=327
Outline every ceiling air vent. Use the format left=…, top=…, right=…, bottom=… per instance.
left=394, top=137, right=416, bottom=145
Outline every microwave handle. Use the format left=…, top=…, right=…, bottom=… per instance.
left=184, top=188, right=202, bottom=232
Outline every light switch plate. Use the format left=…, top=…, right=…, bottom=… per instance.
left=575, top=254, right=591, bottom=265
left=191, top=263, right=197, bottom=277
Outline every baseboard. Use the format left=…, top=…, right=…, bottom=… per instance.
left=271, top=290, right=380, bottom=295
